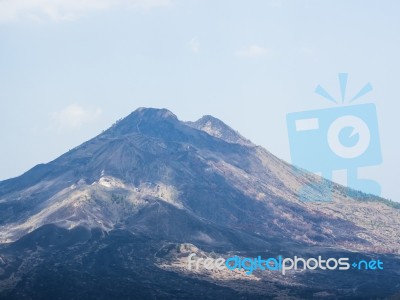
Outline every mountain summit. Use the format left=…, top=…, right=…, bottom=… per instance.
left=0, top=107, right=399, bottom=299
left=186, top=115, right=253, bottom=146
left=107, top=107, right=179, bottom=136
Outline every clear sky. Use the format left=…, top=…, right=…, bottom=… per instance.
left=0, top=0, right=399, bottom=201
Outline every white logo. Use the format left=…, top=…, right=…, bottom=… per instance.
left=327, top=115, right=371, bottom=159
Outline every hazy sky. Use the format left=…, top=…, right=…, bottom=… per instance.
left=1, top=0, right=399, bottom=201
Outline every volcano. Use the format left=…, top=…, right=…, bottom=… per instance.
left=0, top=107, right=399, bottom=299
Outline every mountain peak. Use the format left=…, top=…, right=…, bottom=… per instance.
left=186, top=115, right=253, bottom=146
left=132, top=107, right=178, bottom=121
left=106, top=107, right=178, bottom=136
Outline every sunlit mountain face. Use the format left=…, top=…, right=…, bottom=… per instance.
left=0, top=108, right=399, bottom=300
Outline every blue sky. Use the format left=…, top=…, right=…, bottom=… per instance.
left=0, top=0, right=399, bottom=201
